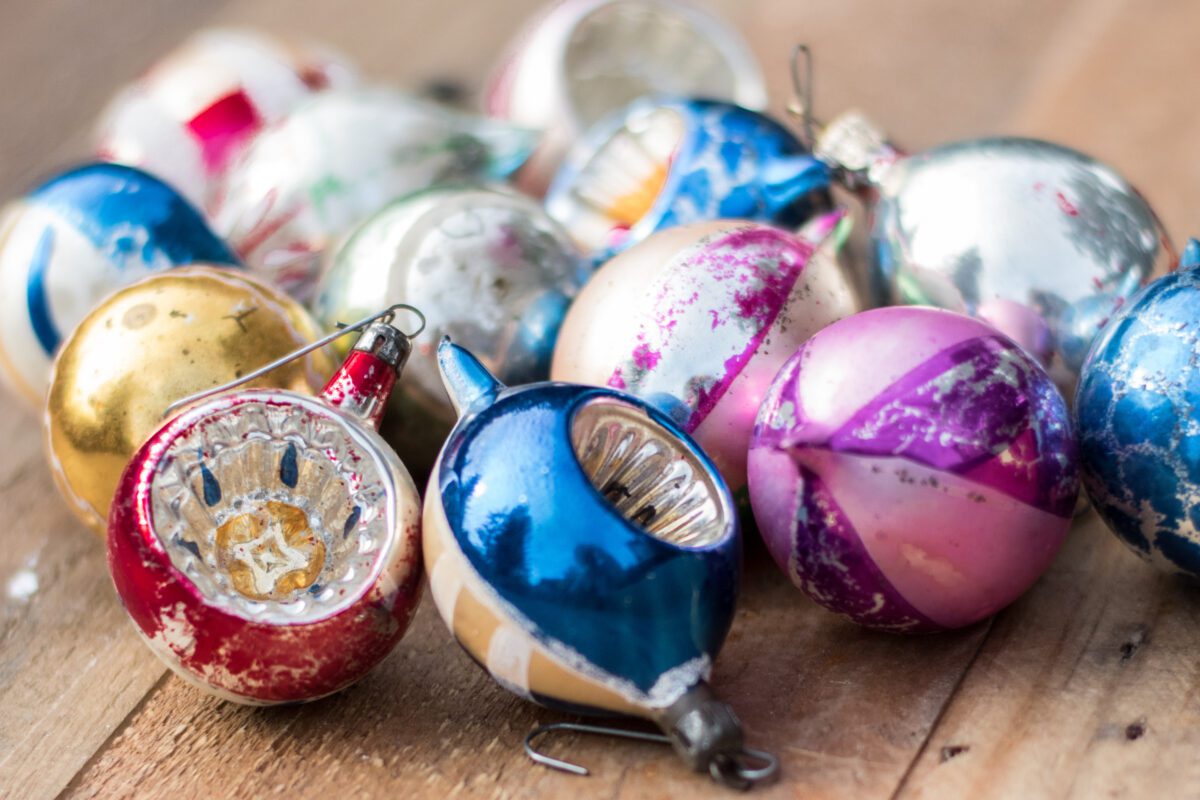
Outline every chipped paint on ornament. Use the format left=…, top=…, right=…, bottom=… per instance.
left=1077, top=241, right=1200, bottom=578
left=547, top=97, right=829, bottom=264
left=748, top=307, right=1078, bottom=632
left=551, top=212, right=858, bottom=488
left=108, top=334, right=421, bottom=704
left=425, top=340, right=739, bottom=716
left=210, top=88, right=538, bottom=300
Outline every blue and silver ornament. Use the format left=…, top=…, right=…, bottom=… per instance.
left=0, top=162, right=237, bottom=404
left=1077, top=240, right=1200, bottom=578
left=423, top=339, right=775, bottom=787
left=546, top=97, right=830, bottom=265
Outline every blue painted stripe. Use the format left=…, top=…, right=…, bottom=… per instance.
left=199, top=462, right=222, bottom=506
left=342, top=505, right=361, bottom=538
left=279, top=442, right=299, bottom=488
left=26, top=226, right=59, bottom=354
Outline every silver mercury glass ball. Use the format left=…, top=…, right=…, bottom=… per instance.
left=314, top=183, right=588, bottom=476
left=816, top=113, right=1175, bottom=393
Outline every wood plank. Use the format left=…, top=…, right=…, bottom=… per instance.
left=893, top=1, right=1200, bottom=796
left=894, top=516, right=1200, bottom=800
left=1010, top=0, right=1200, bottom=243
left=63, top=546, right=991, bottom=800
left=0, top=3, right=234, bottom=797
left=744, top=0, right=1084, bottom=146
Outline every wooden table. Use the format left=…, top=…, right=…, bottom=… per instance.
left=3, top=1, right=1200, bottom=797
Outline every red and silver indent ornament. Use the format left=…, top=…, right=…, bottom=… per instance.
left=107, top=311, right=423, bottom=704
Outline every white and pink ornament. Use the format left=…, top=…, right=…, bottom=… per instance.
left=551, top=212, right=858, bottom=490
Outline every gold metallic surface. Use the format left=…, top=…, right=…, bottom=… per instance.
left=45, top=266, right=334, bottom=538
left=216, top=500, right=326, bottom=600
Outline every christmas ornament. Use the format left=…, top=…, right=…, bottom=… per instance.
left=45, top=267, right=333, bottom=537
left=748, top=306, right=1078, bottom=632
left=551, top=213, right=858, bottom=490
left=1076, top=240, right=1200, bottom=578
left=486, top=0, right=766, bottom=194
left=425, top=339, right=775, bottom=787
left=546, top=97, right=830, bottom=265
left=802, top=79, right=1173, bottom=389
left=95, top=27, right=356, bottom=207
left=315, top=183, right=587, bottom=470
left=0, top=163, right=238, bottom=405
left=108, top=306, right=425, bottom=704
left=210, top=88, right=538, bottom=300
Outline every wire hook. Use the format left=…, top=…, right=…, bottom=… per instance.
left=788, top=43, right=818, bottom=149
left=525, top=722, right=671, bottom=776
left=161, top=303, right=426, bottom=419
left=523, top=721, right=780, bottom=788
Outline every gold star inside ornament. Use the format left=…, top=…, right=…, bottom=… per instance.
left=216, top=501, right=326, bottom=600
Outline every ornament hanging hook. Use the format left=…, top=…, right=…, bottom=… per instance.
left=788, top=43, right=818, bottom=150
left=523, top=721, right=779, bottom=789
left=524, top=722, right=672, bottom=777
left=161, top=303, right=426, bottom=419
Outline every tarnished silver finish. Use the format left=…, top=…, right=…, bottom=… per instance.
left=315, top=184, right=586, bottom=467
left=819, top=114, right=1175, bottom=391
left=485, top=0, right=767, bottom=193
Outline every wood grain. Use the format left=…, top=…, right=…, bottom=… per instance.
left=1, top=0, right=1195, bottom=798
left=894, top=516, right=1200, bottom=800
left=0, top=4, right=224, bottom=797
left=891, top=3, right=1200, bottom=797
left=63, top=545, right=991, bottom=799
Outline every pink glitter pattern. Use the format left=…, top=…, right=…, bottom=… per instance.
left=605, top=226, right=813, bottom=433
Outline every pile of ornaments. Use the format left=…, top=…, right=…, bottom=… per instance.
left=3, top=0, right=1192, bottom=789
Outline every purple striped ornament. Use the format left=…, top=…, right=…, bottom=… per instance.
left=747, top=307, right=1078, bottom=632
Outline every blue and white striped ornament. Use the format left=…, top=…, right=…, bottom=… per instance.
left=0, top=162, right=238, bottom=404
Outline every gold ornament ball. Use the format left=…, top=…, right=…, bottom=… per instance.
left=45, top=266, right=335, bottom=537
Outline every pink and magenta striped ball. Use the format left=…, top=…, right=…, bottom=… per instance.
left=747, top=307, right=1078, bottom=632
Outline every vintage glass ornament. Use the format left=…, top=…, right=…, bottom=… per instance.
left=811, top=110, right=1174, bottom=390
left=107, top=311, right=424, bottom=704
left=546, top=97, right=831, bottom=265
left=96, top=27, right=356, bottom=207
left=485, top=0, right=766, bottom=194
left=45, top=267, right=333, bottom=537
left=551, top=213, right=859, bottom=490
left=315, top=183, right=587, bottom=471
left=425, top=339, right=775, bottom=787
left=748, top=306, right=1079, bottom=632
left=0, top=163, right=238, bottom=405
left=210, top=88, right=538, bottom=300
left=1076, top=240, right=1200, bottom=578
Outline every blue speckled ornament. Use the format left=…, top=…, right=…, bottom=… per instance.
left=0, top=163, right=238, bottom=404
left=1077, top=239, right=1200, bottom=576
left=546, top=97, right=829, bottom=265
